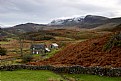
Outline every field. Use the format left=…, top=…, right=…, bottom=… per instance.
left=64, top=74, right=121, bottom=81
left=0, top=70, right=65, bottom=81
left=1, top=70, right=121, bottom=81
left=0, top=29, right=112, bottom=66
left=0, top=39, right=30, bottom=60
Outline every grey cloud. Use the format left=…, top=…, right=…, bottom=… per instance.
left=0, top=0, right=121, bottom=27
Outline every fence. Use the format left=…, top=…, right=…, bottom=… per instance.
left=0, top=64, right=121, bottom=77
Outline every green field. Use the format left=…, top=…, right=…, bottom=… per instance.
left=1, top=70, right=121, bottom=81
left=64, top=74, right=121, bottom=81
left=0, top=41, right=9, bottom=44
left=0, top=70, right=65, bottom=81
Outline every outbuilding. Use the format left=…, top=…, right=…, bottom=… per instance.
left=50, top=43, right=59, bottom=49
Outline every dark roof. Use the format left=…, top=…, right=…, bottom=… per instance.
left=31, top=44, right=46, bottom=49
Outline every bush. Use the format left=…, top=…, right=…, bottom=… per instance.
left=32, top=35, right=55, bottom=41
left=22, top=55, right=33, bottom=63
left=0, top=47, right=7, bottom=56
left=40, top=35, right=55, bottom=40
left=103, top=32, right=121, bottom=51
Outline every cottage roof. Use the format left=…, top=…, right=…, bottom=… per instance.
left=31, top=44, right=46, bottom=49
left=52, top=43, right=58, bottom=46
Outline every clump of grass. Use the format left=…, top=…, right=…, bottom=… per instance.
left=103, top=32, right=121, bottom=51
left=22, top=54, right=33, bottom=63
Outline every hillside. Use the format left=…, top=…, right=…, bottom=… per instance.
left=3, top=23, right=47, bottom=34
left=29, top=32, right=121, bottom=68
left=0, top=28, right=13, bottom=37
left=93, top=23, right=120, bottom=31
left=23, top=29, right=108, bottom=41
left=112, top=24, right=121, bottom=32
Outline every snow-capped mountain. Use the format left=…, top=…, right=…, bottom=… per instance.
left=3, top=15, right=121, bottom=34
left=49, top=15, right=111, bottom=28
left=49, top=17, right=84, bottom=26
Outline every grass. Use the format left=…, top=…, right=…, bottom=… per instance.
left=45, top=49, right=61, bottom=59
left=0, top=70, right=65, bottom=81
left=0, top=41, right=9, bottom=44
left=64, top=74, right=121, bottom=81
left=1, top=70, right=121, bottom=81
left=32, top=49, right=61, bottom=61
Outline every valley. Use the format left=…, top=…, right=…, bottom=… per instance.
left=0, top=15, right=121, bottom=81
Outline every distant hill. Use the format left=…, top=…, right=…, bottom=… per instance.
left=3, top=23, right=47, bottom=34
left=3, top=15, right=121, bottom=34
left=0, top=27, right=8, bottom=36
left=0, top=27, right=15, bottom=38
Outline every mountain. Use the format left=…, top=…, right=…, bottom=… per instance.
left=49, top=15, right=110, bottom=28
left=84, top=15, right=109, bottom=23
left=92, top=17, right=121, bottom=31
left=3, top=15, right=121, bottom=34
left=81, top=15, right=109, bottom=28
left=3, top=23, right=47, bottom=34
left=49, top=15, right=121, bottom=29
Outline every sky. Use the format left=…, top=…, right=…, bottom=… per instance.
left=0, top=0, right=121, bottom=27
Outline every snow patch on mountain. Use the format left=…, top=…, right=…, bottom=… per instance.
left=49, top=17, right=84, bottom=25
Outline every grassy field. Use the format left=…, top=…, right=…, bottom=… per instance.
left=0, top=70, right=65, bottom=81
left=0, top=29, right=109, bottom=60
left=1, top=70, right=121, bottom=81
left=64, top=74, right=121, bottom=81
left=45, top=49, right=61, bottom=59
left=0, top=41, right=10, bottom=44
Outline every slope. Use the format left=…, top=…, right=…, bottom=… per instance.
left=29, top=32, right=121, bottom=68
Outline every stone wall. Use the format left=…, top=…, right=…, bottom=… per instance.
left=0, top=65, right=121, bottom=77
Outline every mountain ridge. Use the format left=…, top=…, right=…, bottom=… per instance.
left=2, top=15, right=121, bottom=34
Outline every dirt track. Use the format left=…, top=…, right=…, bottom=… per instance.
left=29, top=34, right=121, bottom=68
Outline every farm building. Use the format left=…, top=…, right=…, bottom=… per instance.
left=50, top=43, right=59, bottom=49
left=30, top=44, right=50, bottom=55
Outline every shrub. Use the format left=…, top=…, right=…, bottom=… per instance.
left=40, top=35, right=55, bottom=40
left=103, top=32, right=121, bottom=51
left=0, top=47, right=7, bottom=56
left=22, top=54, right=33, bottom=63
left=30, top=35, right=55, bottom=41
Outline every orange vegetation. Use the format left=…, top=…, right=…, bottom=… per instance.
left=29, top=34, right=121, bottom=68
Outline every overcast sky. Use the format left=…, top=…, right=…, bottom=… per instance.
left=0, top=0, right=121, bottom=27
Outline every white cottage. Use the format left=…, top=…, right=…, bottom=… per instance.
left=31, top=44, right=50, bottom=55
